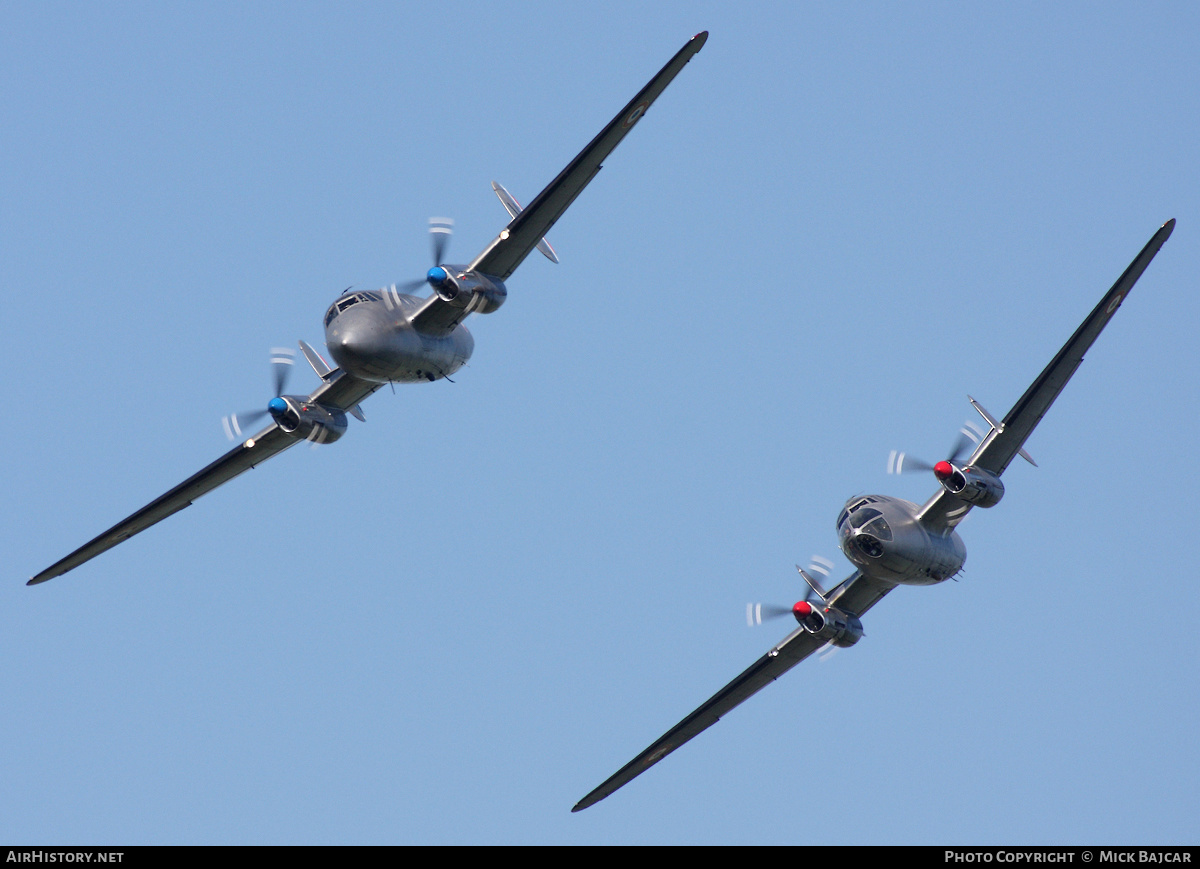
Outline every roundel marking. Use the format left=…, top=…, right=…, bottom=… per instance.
left=622, top=100, right=650, bottom=129
left=646, top=744, right=672, bottom=764
left=1106, top=292, right=1123, bottom=314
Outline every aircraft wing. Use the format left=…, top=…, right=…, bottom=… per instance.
left=470, top=31, right=707, bottom=282
left=306, top=366, right=382, bottom=413
left=28, top=365, right=381, bottom=586
left=27, top=425, right=296, bottom=585
left=573, top=570, right=895, bottom=811
left=919, top=219, right=1174, bottom=531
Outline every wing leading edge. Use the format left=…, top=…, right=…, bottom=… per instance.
left=572, top=570, right=894, bottom=811
left=919, top=219, right=1174, bottom=531
left=28, top=363, right=380, bottom=586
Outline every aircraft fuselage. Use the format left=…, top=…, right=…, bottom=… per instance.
left=324, top=288, right=474, bottom=384
left=837, top=494, right=966, bottom=585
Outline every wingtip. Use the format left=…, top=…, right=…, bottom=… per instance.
left=572, top=786, right=608, bottom=812
left=28, top=567, right=59, bottom=585
left=691, top=31, right=709, bottom=50
left=1162, top=217, right=1176, bottom=236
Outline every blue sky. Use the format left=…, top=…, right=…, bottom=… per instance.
left=4, top=1, right=1198, bottom=845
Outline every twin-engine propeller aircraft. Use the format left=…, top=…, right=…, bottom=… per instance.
left=573, top=218, right=1175, bottom=811
left=28, top=31, right=708, bottom=586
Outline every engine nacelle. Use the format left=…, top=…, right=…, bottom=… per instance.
left=942, top=465, right=1005, bottom=508
left=269, top=397, right=348, bottom=445
left=430, top=268, right=508, bottom=315
left=793, top=602, right=864, bottom=648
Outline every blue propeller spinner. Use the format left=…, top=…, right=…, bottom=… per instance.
left=267, top=396, right=289, bottom=419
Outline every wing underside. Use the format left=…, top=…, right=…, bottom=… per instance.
left=28, top=426, right=297, bottom=585
left=572, top=625, right=825, bottom=812
left=470, top=32, right=706, bottom=282
left=573, top=570, right=894, bottom=811
left=407, top=33, right=706, bottom=336
left=919, top=219, right=1174, bottom=531
left=28, top=364, right=380, bottom=586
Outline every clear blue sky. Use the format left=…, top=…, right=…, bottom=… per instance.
left=4, top=1, right=1197, bottom=845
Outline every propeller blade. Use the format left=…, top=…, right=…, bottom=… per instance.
left=221, top=346, right=296, bottom=441
left=799, top=555, right=836, bottom=603
left=807, top=554, right=835, bottom=580
left=947, top=429, right=975, bottom=465
left=890, top=420, right=985, bottom=476
left=887, top=450, right=935, bottom=475
left=746, top=602, right=795, bottom=627
left=222, top=409, right=268, bottom=441
left=429, top=217, right=454, bottom=265
left=270, top=347, right=296, bottom=397
left=750, top=554, right=840, bottom=626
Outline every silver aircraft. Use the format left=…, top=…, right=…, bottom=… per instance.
left=28, top=32, right=708, bottom=587
left=573, top=218, right=1175, bottom=812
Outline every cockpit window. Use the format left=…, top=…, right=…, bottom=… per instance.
left=848, top=507, right=882, bottom=529
left=324, top=291, right=381, bottom=327
left=862, top=515, right=892, bottom=540
left=839, top=497, right=879, bottom=531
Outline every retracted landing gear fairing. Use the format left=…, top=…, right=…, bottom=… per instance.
left=573, top=218, right=1174, bottom=812
left=28, top=32, right=708, bottom=586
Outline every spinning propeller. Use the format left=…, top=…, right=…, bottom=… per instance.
left=396, top=218, right=456, bottom=292
left=746, top=555, right=836, bottom=627
left=886, top=422, right=985, bottom=480
left=221, top=348, right=296, bottom=441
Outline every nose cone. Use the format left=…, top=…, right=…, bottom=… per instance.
left=327, top=303, right=404, bottom=383
left=327, top=302, right=387, bottom=376
left=793, top=600, right=813, bottom=618
left=427, top=266, right=448, bottom=287
left=336, top=328, right=366, bottom=359
left=933, top=460, right=953, bottom=479
left=329, top=328, right=377, bottom=380
left=268, top=397, right=288, bottom=417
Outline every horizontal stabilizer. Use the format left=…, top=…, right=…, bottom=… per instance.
left=492, top=181, right=559, bottom=263
left=299, top=339, right=334, bottom=381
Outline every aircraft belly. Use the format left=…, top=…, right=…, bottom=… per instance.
left=327, top=305, right=472, bottom=384
left=894, top=528, right=966, bottom=585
